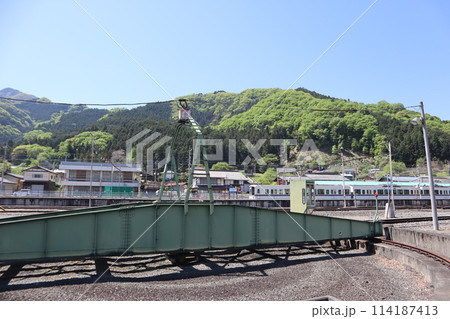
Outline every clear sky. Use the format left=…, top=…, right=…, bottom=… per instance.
left=1, top=0, right=449, bottom=120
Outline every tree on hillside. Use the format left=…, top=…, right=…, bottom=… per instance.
left=58, top=131, right=114, bottom=160
left=253, top=167, right=277, bottom=185
left=382, top=161, right=407, bottom=176
left=10, top=144, right=56, bottom=165
left=23, top=130, right=53, bottom=145
left=211, top=162, right=235, bottom=171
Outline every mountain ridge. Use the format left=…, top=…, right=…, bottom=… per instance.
left=1, top=87, right=449, bottom=170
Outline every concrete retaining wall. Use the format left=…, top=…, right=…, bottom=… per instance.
left=385, top=227, right=450, bottom=260
left=372, top=243, right=450, bottom=301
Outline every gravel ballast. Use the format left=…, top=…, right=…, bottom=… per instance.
left=0, top=244, right=432, bottom=301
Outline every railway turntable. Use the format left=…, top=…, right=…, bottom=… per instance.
left=0, top=201, right=382, bottom=265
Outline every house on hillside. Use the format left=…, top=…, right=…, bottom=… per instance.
left=1, top=173, right=23, bottom=192
left=193, top=168, right=253, bottom=193
left=22, top=166, right=57, bottom=194
left=0, top=177, right=16, bottom=193
left=58, top=161, right=141, bottom=196
left=276, top=167, right=297, bottom=185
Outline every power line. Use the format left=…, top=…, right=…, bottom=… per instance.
left=72, top=0, right=175, bottom=101
left=0, top=96, right=73, bottom=106
left=251, top=0, right=380, bottom=127
left=0, top=96, right=168, bottom=107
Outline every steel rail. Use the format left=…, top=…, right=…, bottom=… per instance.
left=379, top=238, right=450, bottom=268
left=381, top=216, right=450, bottom=224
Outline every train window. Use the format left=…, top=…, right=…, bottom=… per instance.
left=326, top=190, right=329, bottom=195
left=362, top=190, right=365, bottom=195
left=286, top=189, right=290, bottom=195
left=265, top=189, right=269, bottom=195
left=257, top=189, right=260, bottom=194
left=317, top=189, right=325, bottom=195
left=338, top=189, right=341, bottom=195
left=302, top=189, right=306, bottom=204
left=345, top=189, right=349, bottom=195
left=424, top=190, right=429, bottom=195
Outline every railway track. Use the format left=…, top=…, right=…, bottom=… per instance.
left=381, top=215, right=450, bottom=224
left=378, top=238, right=450, bottom=269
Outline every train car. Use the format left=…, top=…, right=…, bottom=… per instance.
left=313, top=181, right=450, bottom=207
left=249, top=180, right=450, bottom=208
left=249, top=184, right=291, bottom=200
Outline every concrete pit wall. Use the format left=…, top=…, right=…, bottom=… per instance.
left=384, top=227, right=450, bottom=260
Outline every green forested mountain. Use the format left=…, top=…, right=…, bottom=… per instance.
left=212, top=89, right=450, bottom=166
left=1, top=87, right=449, bottom=172
left=177, top=88, right=281, bottom=126
left=0, top=88, right=91, bottom=143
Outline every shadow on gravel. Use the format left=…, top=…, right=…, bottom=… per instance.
left=0, top=244, right=371, bottom=294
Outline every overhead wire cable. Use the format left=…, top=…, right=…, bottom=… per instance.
left=72, top=0, right=175, bottom=101
left=266, top=193, right=376, bottom=300
left=0, top=96, right=165, bottom=107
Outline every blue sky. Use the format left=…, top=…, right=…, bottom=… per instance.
left=1, top=0, right=449, bottom=120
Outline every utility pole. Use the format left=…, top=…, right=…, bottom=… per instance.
left=1, top=145, right=7, bottom=193
left=386, top=141, right=396, bottom=218
left=341, top=148, right=346, bottom=208
left=89, top=133, right=95, bottom=207
left=419, top=102, right=439, bottom=230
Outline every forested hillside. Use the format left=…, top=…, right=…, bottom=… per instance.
left=212, top=89, right=450, bottom=166
left=177, top=88, right=280, bottom=126
left=1, top=87, right=449, bottom=174
left=0, top=88, right=96, bottom=144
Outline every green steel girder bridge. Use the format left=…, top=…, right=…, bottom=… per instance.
left=0, top=201, right=382, bottom=265
left=0, top=100, right=382, bottom=266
